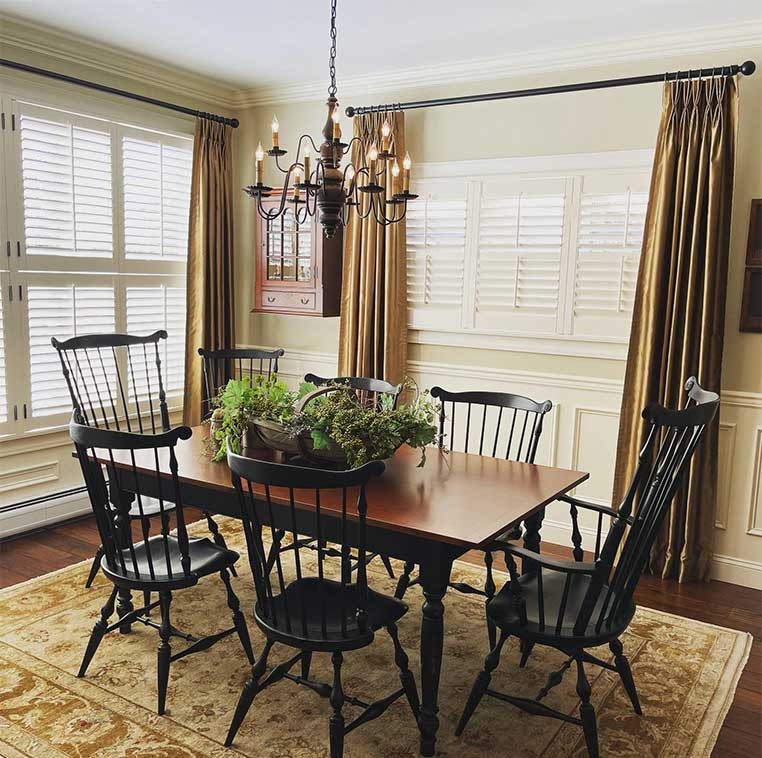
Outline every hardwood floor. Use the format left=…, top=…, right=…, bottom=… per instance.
left=0, top=514, right=759, bottom=757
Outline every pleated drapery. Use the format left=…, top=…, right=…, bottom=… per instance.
left=612, top=76, right=738, bottom=582
left=338, top=111, right=407, bottom=383
left=183, top=118, right=236, bottom=426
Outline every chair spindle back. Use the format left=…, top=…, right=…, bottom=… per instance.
left=228, top=451, right=385, bottom=641
left=199, top=347, right=285, bottom=419
left=52, top=331, right=170, bottom=433
left=71, top=419, right=194, bottom=583
left=431, top=387, right=553, bottom=463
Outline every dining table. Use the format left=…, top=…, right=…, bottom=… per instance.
left=91, top=427, right=588, bottom=756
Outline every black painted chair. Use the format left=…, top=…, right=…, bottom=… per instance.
left=70, top=418, right=254, bottom=715
left=199, top=347, right=285, bottom=420
left=52, top=331, right=236, bottom=587
left=455, top=377, right=720, bottom=758
left=394, top=386, right=553, bottom=643
left=224, top=452, right=420, bottom=757
left=303, top=373, right=403, bottom=579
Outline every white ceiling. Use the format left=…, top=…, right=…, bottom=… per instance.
left=0, top=0, right=760, bottom=90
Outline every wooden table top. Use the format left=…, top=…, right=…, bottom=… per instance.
left=97, top=426, right=588, bottom=550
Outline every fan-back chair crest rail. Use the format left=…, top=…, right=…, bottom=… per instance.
left=455, top=376, right=720, bottom=758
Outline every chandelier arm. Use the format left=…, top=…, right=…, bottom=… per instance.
left=341, top=135, right=361, bottom=156
left=274, top=153, right=292, bottom=174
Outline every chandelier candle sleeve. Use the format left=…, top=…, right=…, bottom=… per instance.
left=368, top=145, right=378, bottom=182
left=293, top=166, right=301, bottom=199
left=403, top=151, right=411, bottom=192
left=392, top=159, right=400, bottom=194
left=332, top=109, right=341, bottom=140
left=271, top=115, right=279, bottom=148
left=381, top=120, right=391, bottom=152
left=255, top=142, right=264, bottom=185
left=304, top=146, right=311, bottom=181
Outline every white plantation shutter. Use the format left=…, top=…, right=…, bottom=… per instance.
left=126, top=283, right=186, bottom=399
left=122, top=130, right=193, bottom=262
left=26, top=282, right=116, bottom=419
left=406, top=181, right=468, bottom=330
left=18, top=106, right=113, bottom=262
left=475, top=177, right=567, bottom=334
left=572, top=171, right=650, bottom=339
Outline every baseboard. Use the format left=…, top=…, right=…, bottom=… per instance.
left=710, top=554, right=762, bottom=590
left=0, top=491, right=92, bottom=539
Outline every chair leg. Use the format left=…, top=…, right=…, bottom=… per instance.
left=484, top=551, right=497, bottom=650
left=142, top=590, right=152, bottom=617
left=157, top=591, right=173, bottom=716
left=455, top=631, right=508, bottom=736
left=329, top=651, right=345, bottom=758
left=379, top=553, right=396, bottom=579
left=205, top=511, right=237, bottom=577
left=609, top=638, right=642, bottom=715
left=519, top=640, right=535, bottom=668
left=78, top=586, right=118, bottom=677
left=575, top=654, right=599, bottom=758
left=394, top=561, right=416, bottom=600
left=85, top=545, right=104, bottom=588
left=225, top=640, right=273, bottom=747
left=387, top=623, right=420, bottom=717
left=220, top=568, right=254, bottom=664
left=301, top=651, right=313, bottom=681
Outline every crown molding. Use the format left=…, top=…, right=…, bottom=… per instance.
left=232, top=19, right=762, bottom=108
left=0, top=14, right=238, bottom=110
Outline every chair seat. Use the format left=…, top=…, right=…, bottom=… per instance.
left=102, top=535, right=238, bottom=589
left=487, top=570, right=635, bottom=644
left=256, top=577, right=407, bottom=649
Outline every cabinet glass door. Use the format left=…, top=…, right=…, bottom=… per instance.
left=265, top=210, right=313, bottom=283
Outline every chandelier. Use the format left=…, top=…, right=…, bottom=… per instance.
left=243, top=0, right=417, bottom=238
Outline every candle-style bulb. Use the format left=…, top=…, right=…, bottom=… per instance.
left=381, top=120, right=391, bottom=153
left=381, top=121, right=391, bottom=138
left=271, top=115, right=279, bottom=134
left=391, top=159, right=400, bottom=177
left=331, top=108, right=341, bottom=140
left=345, top=165, right=355, bottom=183
left=403, top=151, right=412, bottom=170
left=368, top=145, right=379, bottom=162
left=255, top=142, right=264, bottom=161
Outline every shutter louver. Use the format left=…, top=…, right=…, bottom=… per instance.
left=122, top=134, right=192, bottom=261
left=573, top=182, right=649, bottom=338
left=19, top=112, right=113, bottom=259
left=475, top=181, right=566, bottom=334
left=406, top=187, right=467, bottom=330
left=126, top=284, right=186, bottom=399
left=27, top=284, right=115, bottom=418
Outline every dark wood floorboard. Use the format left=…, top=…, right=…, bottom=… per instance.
left=0, top=514, right=759, bottom=757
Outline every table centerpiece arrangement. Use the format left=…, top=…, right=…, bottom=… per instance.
left=207, top=375, right=440, bottom=469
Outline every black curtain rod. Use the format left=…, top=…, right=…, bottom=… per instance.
left=345, top=60, right=756, bottom=117
left=0, top=58, right=240, bottom=128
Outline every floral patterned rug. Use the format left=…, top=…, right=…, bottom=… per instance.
left=0, top=517, right=751, bottom=757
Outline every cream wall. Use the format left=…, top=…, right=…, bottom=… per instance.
left=234, top=44, right=762, bottom=586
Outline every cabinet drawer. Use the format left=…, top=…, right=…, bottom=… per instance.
left=260, top=290, right=316, bottom=312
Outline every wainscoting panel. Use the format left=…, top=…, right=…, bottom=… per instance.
left=243, top=344, right=762, bottom=589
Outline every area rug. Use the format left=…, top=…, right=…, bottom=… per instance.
left=0, top=518, right=751, bottom=757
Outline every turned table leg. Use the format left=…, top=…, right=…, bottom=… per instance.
left=417, top=553, right=453, bottom=757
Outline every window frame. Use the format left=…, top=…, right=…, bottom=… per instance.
left=0, top=76, right=193, bottom=441
left=407, top=150, right=654, bottom=360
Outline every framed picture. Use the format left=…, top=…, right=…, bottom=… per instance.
left=740, top=199, right=762, bottom=333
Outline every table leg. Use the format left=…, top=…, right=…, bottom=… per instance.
left=522, top=507, right=545, bottom=574
left=417, top=554, right=453, bottom=757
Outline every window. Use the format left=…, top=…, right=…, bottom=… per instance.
left=406, top=151, right=652, bottom=356
left=0, top=94, right=193, bottom=436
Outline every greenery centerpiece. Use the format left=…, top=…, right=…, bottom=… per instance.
left=208, top=374, right=439, bottom=468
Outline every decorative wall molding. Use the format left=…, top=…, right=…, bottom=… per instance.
left=0, top=14, right=237, bottom=109
left=0, top=489, right=90, bottom=539
left=747, top=427, right=762, bottom=537
left=232, top=20, right=762, bottom=106
left=0, top=460, right=59, bottom=495
left=716, top=422, right=737, bottom=530
left=711, top=553, right=762, bottom=588
left=3, top=14, right=760, bottom=111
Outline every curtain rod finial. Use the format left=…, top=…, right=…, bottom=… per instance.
left=740, top=60, right=756, bottom=76
left=345, top=106, right=355, bottom=117
left=230, top=118, right=240, bottom=128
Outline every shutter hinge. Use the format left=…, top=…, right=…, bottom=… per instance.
left=13, top=405, right=17, bottom=422
left=5, top=241, right=9, bottom=258
left=23, top=403, right=28, bottom=420
left=18, top=285, right=23, bottom=301
left=16, top=240, right=21, bottom=257
left=0, top=112, right=4, bottom=130
left=8, top=285, right=12, bottom=302
left=11, top=113, right=15, bottom=131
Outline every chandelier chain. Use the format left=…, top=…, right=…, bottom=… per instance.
left=328, top=0, right=338, bottom=96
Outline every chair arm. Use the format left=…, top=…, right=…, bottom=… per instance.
left=502, top=544, right=597, bottom=575
left=558, top=494, right=630, bottom=522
